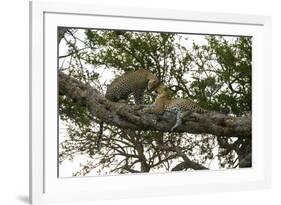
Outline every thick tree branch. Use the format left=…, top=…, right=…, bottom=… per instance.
left=58, top=72, right=251, bottom=138
left=172, top=159, right=208, bottom=171
left=157, top=145, right=208, bottom=171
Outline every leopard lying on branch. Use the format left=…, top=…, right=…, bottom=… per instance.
left=143, top=84, right=209, bottom=131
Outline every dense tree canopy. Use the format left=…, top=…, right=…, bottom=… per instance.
left=58, top=28, right=252, bottom=177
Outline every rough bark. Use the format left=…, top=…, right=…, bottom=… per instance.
left=58, top=72, right=251, bottom=138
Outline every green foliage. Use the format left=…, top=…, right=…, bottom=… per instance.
left=58, top=28, right=252, bottom=176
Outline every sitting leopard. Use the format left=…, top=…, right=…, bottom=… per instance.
left=96, top=69, right=159, bottom=149
left=144, top=84, right=208, bottom=131
left=105, top=68, right=160, bottom=104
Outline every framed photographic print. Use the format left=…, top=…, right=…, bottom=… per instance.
left=29, top=0, right=272, bottom=204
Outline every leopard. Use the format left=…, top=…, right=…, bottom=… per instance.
left=96, top=69, right=159, bottom=149
left=105, top=68, right=160, bottom=105
left=144, top=84, right=208, bottom=131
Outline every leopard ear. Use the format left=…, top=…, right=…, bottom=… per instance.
left=161, top=84, right=169, bottom=92
left=165, top=87, right=174, bottom=97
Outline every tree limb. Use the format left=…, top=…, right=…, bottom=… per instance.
left=58, top=72, right=251, bottom=138
left=157, top=145, right=208, bottom=171
left=172, top=159, right=208, bottom=171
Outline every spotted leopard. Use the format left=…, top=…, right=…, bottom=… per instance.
left=145, top=84, right=208, bottom=131
left=105, top=68, right=160, bottom=104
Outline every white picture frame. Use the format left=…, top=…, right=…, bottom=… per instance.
left=29, top=0, right=272, bottom=204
